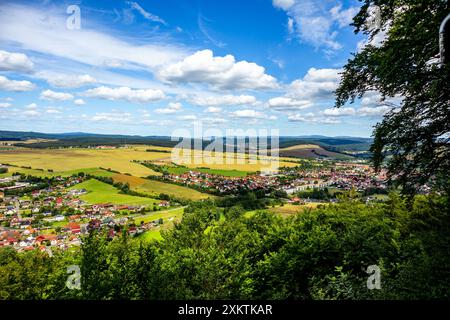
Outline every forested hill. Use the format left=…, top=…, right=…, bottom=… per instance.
left=0, top=130, right=372, bottom=152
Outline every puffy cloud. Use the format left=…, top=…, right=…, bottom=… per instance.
left=84, top=86, right=165, bottom=103
left=91, top=112, right=133, bottom=122
left=0, top=102, right=11, bottom=108
left=74, top=99, right=86, bottom=105
left=40, top=89, right=74, bottom=101
left=230, top=109, right=269, bottom=119
left=0, top=50, right=34, bottom=72
left=205, top=106, right=222, bottom=113
left=155, top=102, right=183, bottom=114
left=41, top=73, right=97, bottom=88
left=322, top=107, right=355, bottom=117
left=0, top=75, right=35, bottom=91
left=268, top=97, right=312, bottom=111
left=190, top=94, right=257, bottom=107
left=289, top=68, right=341, bottom=100
left=158, top=50, right=278, bottom=90
left=23, top=109, right=39, bottom=117
left=23, top=103, right=39, bottom=117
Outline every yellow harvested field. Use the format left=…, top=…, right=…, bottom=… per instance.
left=280, top=144, right=321, bottom=151
left=0, top=147, right=169, bottom=177
left=166, top=148, right=298, bottom=172
left=0, top=146, right=298, bottom=176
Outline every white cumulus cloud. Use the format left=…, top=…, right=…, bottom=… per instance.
left=74, top=99, right=86, bottom=105
left=40, top=73, right=97, bottom=88
left=322, top=107, right=356, bottom=117
left=40, top=89, right=74, bottom=101
left=268, top=97, right=312, bottom=111
left=0, top=75, right=35, bottom=91
left=155, top=102, right=183, bottom=114
left=84, top=86, right=165, bottom=103
left=158, top=49, right=278, bottom=90
left=190, top=94, right=257, bottom=107
left=0, top=50, right=34, bottom=72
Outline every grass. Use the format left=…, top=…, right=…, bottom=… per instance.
left=68, top=179, right=160, bottom=205
left=136, top=179, right=214, bottom=200
left=138, top=229, right=163, bottom=241
left=111, top=173, right=213, bottom=200
left=134, top=207, right=185, bottom=242
left=0, top=166, right=116, bottom=178
left=164, top=165, right=251, bottom=177
left=132, top=207, right=184, bottom=225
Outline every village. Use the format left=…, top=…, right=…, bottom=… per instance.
left=0, top=158, right=393, bottom=253
left=157, top=160, right=388, bottom=196
left=0, top=173, right=172, bottom=252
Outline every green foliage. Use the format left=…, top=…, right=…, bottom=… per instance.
left=335, top=0, right=450, bottom=195
left=0, top=195, right=449, bottom=300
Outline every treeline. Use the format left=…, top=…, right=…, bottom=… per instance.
left=1, top=193, right=448, bottom=299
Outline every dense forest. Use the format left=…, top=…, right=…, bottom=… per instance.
left=1, top=194, right=448, bottom=300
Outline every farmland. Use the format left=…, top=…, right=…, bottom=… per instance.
left=68, top=179, right=160, bottom=206
left=111, top=173, right=214, bottom=200
left=0, top=147, right=166, bottom=177
left=279, top=144, right=352, bottom=160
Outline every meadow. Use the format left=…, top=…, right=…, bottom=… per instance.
left=112, top=173, right=213, bottom=200
left=68, top=179, right=160, bottom=206
left=134, top=207, right=185, bottom=242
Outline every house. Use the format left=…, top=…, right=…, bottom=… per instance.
left=56, top=197, right=63, bottom=206
left=68, top=214, right=81, bottom=221
left=65, top=222, right=81, bottom=234
left=158, top=201, right=170, bottom=207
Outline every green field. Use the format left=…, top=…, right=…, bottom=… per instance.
left=132, top=207, right=184, bottom=225
left=134, top=207, right=185, bottom=242
left=137, top=229, right=164, bottom=241
left=68, top=179, right=160, bottom=205
left=0, top=166, right=115, bottom=178
left=135, top=179, right=215, bottom=200
left=163, top=165, right=251, bottom=177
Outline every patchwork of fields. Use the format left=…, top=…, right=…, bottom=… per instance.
left=112, top=173, right=213, bottom=200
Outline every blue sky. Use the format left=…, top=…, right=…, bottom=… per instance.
left=0, top=0, right=393, bottom=137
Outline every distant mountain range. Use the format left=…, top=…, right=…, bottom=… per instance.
left=0, top=130, right=373, bottom=152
